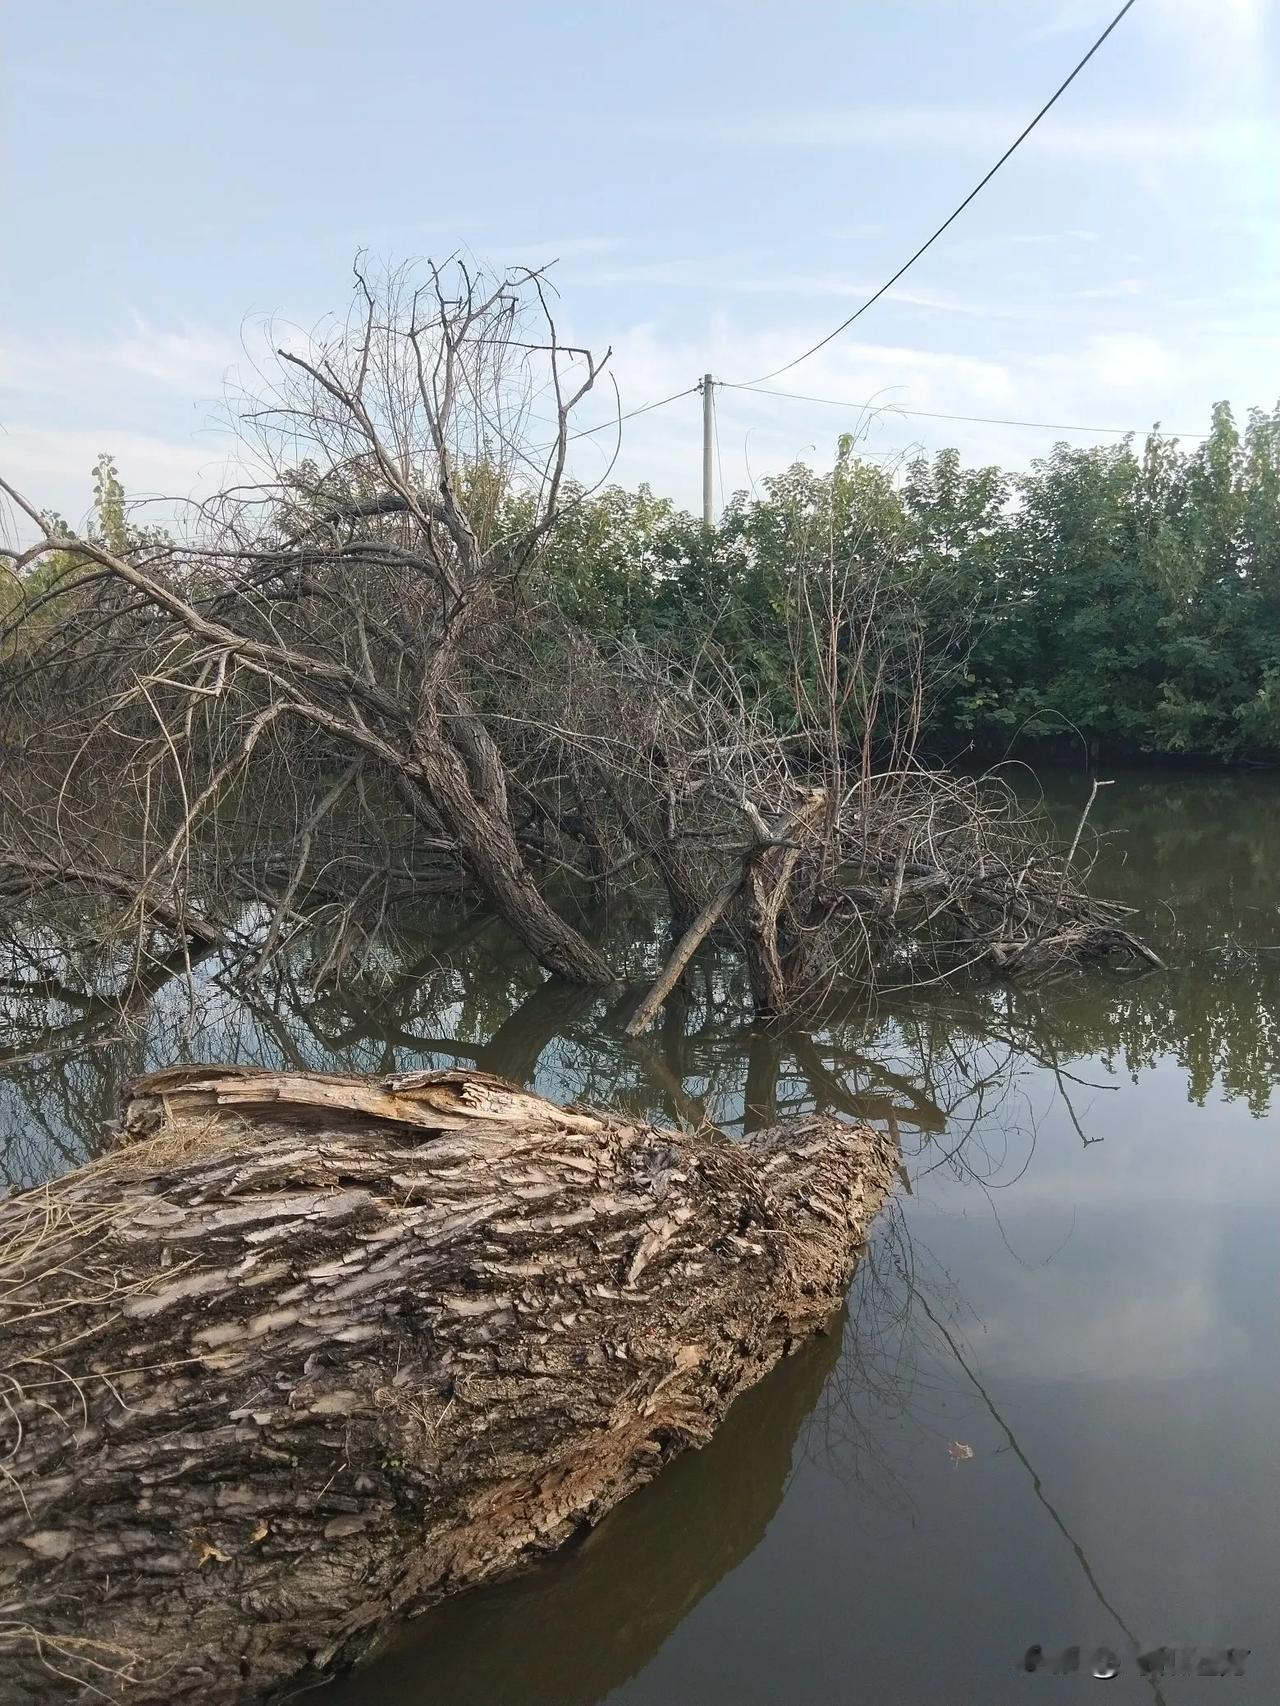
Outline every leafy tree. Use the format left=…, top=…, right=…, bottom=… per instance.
left=526, top=409, right=1280, bottom=765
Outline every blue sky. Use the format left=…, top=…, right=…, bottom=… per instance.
left=3, top=0, right=1277, bottom=524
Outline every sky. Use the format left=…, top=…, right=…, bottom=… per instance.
left=2, top=0, right=1278, bottom=528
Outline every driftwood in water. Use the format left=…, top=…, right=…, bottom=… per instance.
left=0, top=1067, right=897, bottom=1705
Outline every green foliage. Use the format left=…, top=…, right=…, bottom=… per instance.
left=537, top=452, right=917, bottom=735
left=90, top=453, right=129, bottom=556
left=16, top=421, right=1280, bottom=766
left=537, top=483, right=703, bottom=636
left=534, top=402, right=1280, bottom=765
left=2, top=456, right=169, bottom=667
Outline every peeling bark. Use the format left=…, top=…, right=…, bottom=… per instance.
left=322, top=1318, right=847, bottom=1706
left=0, top=1066, right=897, bottom=1705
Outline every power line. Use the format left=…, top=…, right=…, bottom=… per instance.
left=731, top=0, right=1141, bottom=387
left=722, top=381, right=1208, bottom=441
left=529, top=381, right=698, bottom=461
left=567, top=384, right=699, bottom=443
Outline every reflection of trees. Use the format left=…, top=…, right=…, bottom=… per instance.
left=1048, top=773, right=1280, bottom=1115
left=1, top=782, right=1268, bottom=1697
left=0, top=934, right=221, bottom=1188
left=0, top=932, right=1100, bottom=1214
left=3, top=772, right=1278, bottom=1191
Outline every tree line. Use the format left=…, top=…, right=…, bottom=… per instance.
left=535, top=402, right=1280, bottom=766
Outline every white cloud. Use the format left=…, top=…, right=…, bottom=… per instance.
left=561, top=259, right=1064, bottom=328
left=975, top=1253, right=1252, bottom=1384
left=1025, top=331, right=1181, bottom=399
left=557, top=314, right=1024, bottom=510
left=1149, top=0, right=1267, bottom=103
left=108, top=318, right=242, bottom=389
left=1084, top=332, right=1180, bottom=391
left=0, top=317, right=253, bottom=532
left=0, top=423, right=239, bottom=532
left=595, top=317, right=1018, bottom=416
left=1069, top=278, right=1144, bottom=302
left=950, top=229, right=1102, bottom=256
left=0, top=317, right=242, bottom=402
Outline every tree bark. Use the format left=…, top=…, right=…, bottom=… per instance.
left=321, top=1318, right=847, bottom=1706
left=0, top=1066, right=897, bottom=1706
left=741, top=795, right=832, bottom=1017
left=623, top=867, right=743, bottom=1037
left=415, top=733, right=614, bottom=985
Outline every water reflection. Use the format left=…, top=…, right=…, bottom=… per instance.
left=2, top=773, right=1278, bottom=1705
left=5, top=776, right=1276, bottom=1200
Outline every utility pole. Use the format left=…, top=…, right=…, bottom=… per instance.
left=701, top=373, right=715, bottom=525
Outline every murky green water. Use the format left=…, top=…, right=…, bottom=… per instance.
left=3, top=771, right=1278, bottom=1704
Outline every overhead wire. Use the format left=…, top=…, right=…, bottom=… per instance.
left=546, top=0, right=1147, bottom=470
left=720, top=381, right=1207, bottom=441
left=730, top=0, right=1141, bottom=387
left=529, top=382, right=698, bottom=461
left=566, top=384, right=700, bottom=443
left=513, top=2, right=1163, bottom=478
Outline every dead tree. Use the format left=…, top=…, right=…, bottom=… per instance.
left=0, top=259, right=615, bottom=984
left=323, top=1320, right=847, bottom=1706
left=509, top=630, right=1161, bottom=1036
left=0, top=1066, right=898, bottom=1704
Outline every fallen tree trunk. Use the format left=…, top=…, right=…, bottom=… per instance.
left=0, top=1067, right=897, bottom=1705
left=412, top=713, right=616, bottom=986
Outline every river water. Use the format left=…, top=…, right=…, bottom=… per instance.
left=2, top=770, right=1277, bottom=1704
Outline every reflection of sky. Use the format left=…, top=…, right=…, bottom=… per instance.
left=915, top=1047, right=1280, bottom=1387
left=617, top=1041, right=1279, bottom=1704
left=598, top=1045, right=1280, bottom=1704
